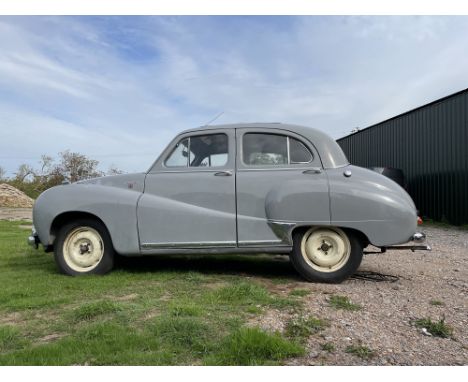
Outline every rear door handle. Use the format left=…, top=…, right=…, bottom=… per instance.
left=214, top=170, right=233, bottom=176
left=303, top=168, right=322, bottom=174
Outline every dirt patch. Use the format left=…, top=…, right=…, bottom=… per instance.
left=247, top=308, right=292, bottom=333
left=0, top=207, right=32, bottom=221
left=0, top=312, right=24, bottom=326
left=141, top=308, right=161, bottom=321
left=36, top=333, right=66, bottom=344
left=110, top=293, right=139, bottom=302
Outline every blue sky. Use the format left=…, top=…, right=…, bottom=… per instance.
left=1, top=16, right=468, bottom=175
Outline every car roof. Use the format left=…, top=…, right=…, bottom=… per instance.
left=179, top=123, right=349, bottom=169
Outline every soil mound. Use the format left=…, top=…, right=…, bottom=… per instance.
left=0, top=183, right=34, bottom=208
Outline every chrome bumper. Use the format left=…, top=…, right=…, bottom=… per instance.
left=364, top=232, right=431, bottom=254
left=28, top=227, right=40, bottom=249
left=384, top=231, right=431, bottom=252
left=411, top=232, right=426, bottom=243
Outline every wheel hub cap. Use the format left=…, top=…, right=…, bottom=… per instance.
left=319, top=240, right=333, bottom=253
left=63, top=227, right=104, bottom=272
left=301, top=228, right=351, bottom=273
left=79, top=243, right=91, bottom=255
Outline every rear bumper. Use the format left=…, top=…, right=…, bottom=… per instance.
left=388, top=231, right=432, bottom=251
left=383, top=243, right=432, bottom=251
left=411, top=232, right=426, bottom=243
left=365, top=231, right=431, bottom=254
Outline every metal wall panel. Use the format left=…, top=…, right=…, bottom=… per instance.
left=337, top=89, right=468, bottom=225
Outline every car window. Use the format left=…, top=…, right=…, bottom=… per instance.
left=165, top=134, right=228, bottom=168
left=243, top=134, right=288, bottom=165
left=243, top=133, right=313, bottom=166
left=165, top=138, right=189, bottom=167
left=290, top=137, right=313, bottom=164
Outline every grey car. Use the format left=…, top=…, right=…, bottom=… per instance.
left=29, top=123, right=430, bottom=282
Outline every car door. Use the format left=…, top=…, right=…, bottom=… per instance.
left=236, top=128, right=330, bottom=247
left=137, top=129, right=237, bottom=250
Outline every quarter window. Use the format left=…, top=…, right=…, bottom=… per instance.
left=165, top=133, right=228, bottom=168
left=242, top=133, right=313, bottom=166
left=290, top=137, right=313, bottom=164
left=165, top=138, right=189, bottom=167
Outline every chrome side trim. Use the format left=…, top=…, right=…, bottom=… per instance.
left=138, top=246, right=292, bottom=255
left=267, top=220, right=297, bottom=246
left=238, top=240, right=289, bottom=248
left=141, top=241, right=237, bottom=250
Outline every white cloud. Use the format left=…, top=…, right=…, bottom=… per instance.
left=0, top=16, right=468, bottom=176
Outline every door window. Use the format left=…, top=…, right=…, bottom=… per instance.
left=165, top=138, right=189, bottom=167
left=242, top=133, right=313, bottom=166
left=165, top=133, right=228, bottom=168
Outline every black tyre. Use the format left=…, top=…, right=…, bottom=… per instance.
left=290, top=227, right=363, bottom=283
left=54, top=218, right=115, bottom=276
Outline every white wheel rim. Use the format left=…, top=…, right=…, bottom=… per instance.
left=63, top=227, right=104, bottom=272
left=300, top=227, right=351, bottom=273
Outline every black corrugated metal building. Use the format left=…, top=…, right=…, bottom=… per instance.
left=337, top=88, right=468, bottom=225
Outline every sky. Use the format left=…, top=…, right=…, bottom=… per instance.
left=1, top=16, right=468, bottom=176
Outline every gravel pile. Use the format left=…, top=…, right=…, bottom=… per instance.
left=0, top=183, right=34, bottom=208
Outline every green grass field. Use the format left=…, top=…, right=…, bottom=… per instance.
left=0, top=220, right=309, bottom=365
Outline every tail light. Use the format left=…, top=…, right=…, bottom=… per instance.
left=417, top=216, right=423, bottom=225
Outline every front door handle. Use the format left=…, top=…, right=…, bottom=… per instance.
left=303, top=168, right=322, bottom=175
left=214, top=170, right=233, bottom=177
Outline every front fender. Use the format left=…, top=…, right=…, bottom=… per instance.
left=33, top=183, right=143, bottom=255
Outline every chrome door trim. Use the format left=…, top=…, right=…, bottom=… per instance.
left=238, top=239, right=290, bottom=248
left=141, top=241, right=237, bottom=249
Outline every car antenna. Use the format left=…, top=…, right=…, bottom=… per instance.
left=204, top=111, right=224, bottom=126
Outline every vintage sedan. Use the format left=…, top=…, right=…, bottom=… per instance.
left=29, top=123, right=430, bottom=282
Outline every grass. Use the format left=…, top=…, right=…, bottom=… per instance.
left=284, top=315, right=328, bottom=342
left=0, top=220, right=305, bottom=365
left=429, top=300, right=445, bottom=306
left=345, top=344, right=375, bottom=360
left=289, top=289, right=311, bottom=297
left=414, top=318, right=453, bottom=338
left=0, top=326, right=27, bottom=352
left=205, top=327, right=304, bottom=365
left=328, top=295, right=361, bottom=311
left=71, top=301, right=122, bottom=321
left=320, top=342, right=335, bottom=353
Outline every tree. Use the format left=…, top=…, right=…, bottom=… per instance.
left=107, top=164, right=124, bottom=176
left=0, top=166, right=5, bottom=181
left=5, top=151, right=108, bottom=198
left=56, top=150, right=104, bottom=183
left=14, top=164, right=35, bottom=182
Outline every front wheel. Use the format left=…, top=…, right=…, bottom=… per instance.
left=54, top=219, right=114, bottom=276
left=290, top=227, right=363, bottom=283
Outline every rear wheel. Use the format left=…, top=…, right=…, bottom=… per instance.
left=54, top=219, right=114, bottom=276
left=290, top=227, right=363, bottom=283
